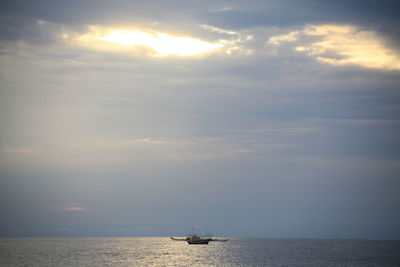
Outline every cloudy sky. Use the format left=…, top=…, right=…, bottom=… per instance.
left=1, top=0, right=400, bottom=239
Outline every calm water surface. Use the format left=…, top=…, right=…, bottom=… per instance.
left=1, top=237, right=400, bottom=266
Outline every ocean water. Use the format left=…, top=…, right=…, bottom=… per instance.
left=1, top=237, right=399, bottom=266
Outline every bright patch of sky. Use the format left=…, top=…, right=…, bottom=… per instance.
left=67, top=25, right=247, bottom=57
left=269, top=24, right=400, bottom=70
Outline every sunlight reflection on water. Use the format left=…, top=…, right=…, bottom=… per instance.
left=1, top=237, right=400, bottom=266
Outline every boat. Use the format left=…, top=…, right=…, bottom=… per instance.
left=186, top=234, right=212, bottom=245
left=171, top=228, right=229, bottom=244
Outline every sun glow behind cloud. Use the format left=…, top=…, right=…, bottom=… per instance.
left=70, top=26, right=223, bottom=57
left=269, top=24, right=400, bottom=70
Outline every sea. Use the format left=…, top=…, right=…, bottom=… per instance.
left=1, top=237, right=400, bottom=266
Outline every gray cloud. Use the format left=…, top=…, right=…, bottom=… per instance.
left=1, top=0, right=400, bottom=239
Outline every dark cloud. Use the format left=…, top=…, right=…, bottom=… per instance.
left=2, top=1, right=400, bottom=36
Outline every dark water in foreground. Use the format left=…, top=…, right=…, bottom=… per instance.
left=1, top=237, right=400, bottom=266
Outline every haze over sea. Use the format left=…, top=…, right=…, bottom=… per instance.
left=1, top=237, right=400, bottom=266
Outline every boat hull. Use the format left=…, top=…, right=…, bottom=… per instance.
left=187, top=239, right=211, bottom=245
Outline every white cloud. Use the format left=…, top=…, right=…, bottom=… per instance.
left=269, top=24, right=400, bottom=70
left=200, top=24, right=238, bottom=35
left=67, top=26, right=222, bottom=57
left=268, top=31, right=299, bottom=45
left=64, top=24, right=254, bottom=57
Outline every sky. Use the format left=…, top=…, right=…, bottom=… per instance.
left=0, top=0, right=400, bottom=239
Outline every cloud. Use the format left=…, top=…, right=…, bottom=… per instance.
left=1, top=1, right=400, bottom=239
left=268, top=31, right=300, bottom=45
left=200, top=24, right=238, bottom=35
left=63, top=24, right=253, bottom=57
left=211, top=7, right=235, bottom=12
left=69, top=26, right=222, bottom=57
left=128, top=138, right=168, bottom=144
left=268, top=24, right=400, bottom=70
left=62, top=203, right=87, bottom=212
